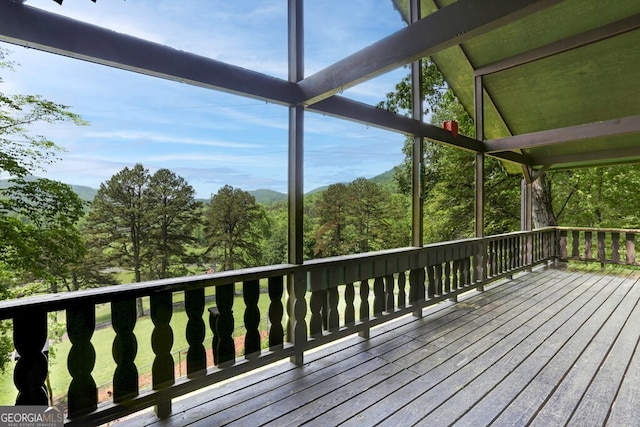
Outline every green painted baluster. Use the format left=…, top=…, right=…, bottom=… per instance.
left=243, top=279, right=261, bottom=358
left=344, top=283, right=355, bottom=325
left=67, top=304, right=97, bottom=418
left=327, top=287, right=339, bottom=331
left=268, top=276, right=284, bottom=350
left=111, top=299, right=138, bottom=402
left=151, top=292, right=174, bottom=418
left=216, top=284, right=236, bottom=367
left=185, top=288, right=206, bottom=377
left=14, top=309, right=48, bottom=405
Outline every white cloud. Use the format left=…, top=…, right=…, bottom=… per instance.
left=5, top=0, right=409, bottom=197
left=83, top=130, right=263, bottom=149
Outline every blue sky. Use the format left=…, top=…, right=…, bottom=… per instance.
left=2, top=0, right=410, bottom=199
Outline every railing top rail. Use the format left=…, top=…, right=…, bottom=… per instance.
left=555, top=226, right=640, bottom=234
left=0, top=228, right=558, bottom=319
left=481, top=227, right=556, bottom=242
left=0, top=263, right=298, bottom=319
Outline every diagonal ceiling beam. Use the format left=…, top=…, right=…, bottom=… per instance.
left=0, top=1, right=300, bottom=105
left=309, top=96, right=533, bottom=166
left=475, top=13, right=640, bottom=76
left=489, top=150, right=533, bottom=166
left=298, top=0, right=563, bottom=106
left=533, top=145, right=640, bottom=169
left=310, top=96, right=482, bottom=151
left=484, top=115, right=640, bottom=152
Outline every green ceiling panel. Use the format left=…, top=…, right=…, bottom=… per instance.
left=392, top=0, right=640, bottom=172
left=485, top=29, right=640, bottom=135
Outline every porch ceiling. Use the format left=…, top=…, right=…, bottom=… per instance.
left=393, top=0, right=640, bottom=173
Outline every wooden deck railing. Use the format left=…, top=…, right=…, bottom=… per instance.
left=556, top=227, right=640, bottom=266
left=0, top=228, right=558, bottom=425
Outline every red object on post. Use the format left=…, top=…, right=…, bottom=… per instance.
left=443, top=120, right=458, bottom=138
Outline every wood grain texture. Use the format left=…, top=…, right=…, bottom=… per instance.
left=118, top=265, right=640, bottom=427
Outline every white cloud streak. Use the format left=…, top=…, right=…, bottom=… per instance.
left=5, top=0, right=407, bottom=196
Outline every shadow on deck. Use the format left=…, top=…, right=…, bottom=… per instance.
left=120, top=264, right=640, bottom=426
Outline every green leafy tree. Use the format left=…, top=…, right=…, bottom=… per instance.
left=86, top=164, right=150, bottom=281
left=313, top=183, right=350, bottom=257
left=380, top=61, right=521, bottom=242
left=261, top=201, right=288, bottom=265
left=347, top=177, right=405, bottom=252
left=3, top=178, right=86, bottom=293
left=313, top=179, right=409, bottom=257
left=0, top=48, right=87, bottom=370
left=550, top=165, right=640, bottom=228
left=145, top=168, right=201, bottom=279
left=85, top=164, right=149, bottom=315
left=86, top=164, right=200, bottom=313
left=204, top=185, right=266, bottom=270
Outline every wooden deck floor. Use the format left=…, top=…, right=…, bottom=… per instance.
left=121, top=264, right=640, bottom=427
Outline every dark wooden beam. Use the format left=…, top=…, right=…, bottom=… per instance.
left=0, top=1, right=300, bottom=105
left=288, top=0, right=304, bottom=267
left=410, top=0, right=424, bottom=249
left=475, top=13, right=640, bottom=76
left=309, top=96, right=483, bottom=151
left=488, top=150, right=533, bottom=166
left=532, top=145, right=640, bottom=168
left=484, top=115, right=640, bottom=152
left=298, top=0, right=563, bottom=106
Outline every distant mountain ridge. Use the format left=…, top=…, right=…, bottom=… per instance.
left=0, top=177, right=98, bottom=202
left=0, top=169, right=395, bottom=205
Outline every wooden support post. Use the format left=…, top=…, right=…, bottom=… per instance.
left=474, top=75, right=486, bottom=291
left=521, top=167, right=534, bottom=271
left=287, top=0, right=304, bottom=347
left=410, top=0, right=423, bottom=248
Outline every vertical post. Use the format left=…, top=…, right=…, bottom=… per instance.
left=521, top=166, right=533, bottom=271
left=287, top=0, right=305, bottom=361
left=626, top=232, right=635, bottom=265
left=288, top=0, right=304, bottom=265
left=410, top=0, right=423, bottom=248
left=474, top=75, right=485, bottom=291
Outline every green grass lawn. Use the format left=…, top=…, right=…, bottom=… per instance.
left=0, top=284, right=277, bottom=405
left=0, top=278, right=373, bottom=406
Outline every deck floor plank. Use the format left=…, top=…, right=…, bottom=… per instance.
left=528, top=271, right=640, bottom=427
left=377, top=266, right=615, bottom=426
left=390, top=268, right=573, bottom=370
left=567, top=273, right=640, bottom=426
left=340, top=268, right=594, bottom=426
left=605, top=305, right=640, bottom=427
left=456, top=268, right=633, bottom=427
left=117, top=265, right=640, bottom=427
